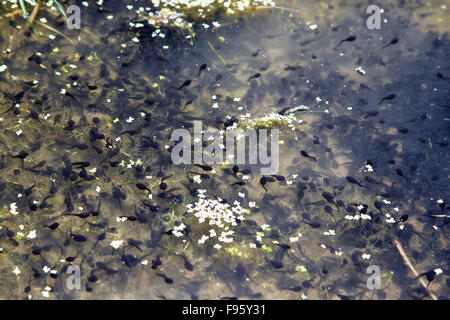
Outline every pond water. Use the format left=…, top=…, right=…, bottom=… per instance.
left=0, top=0, right=448, bottom=300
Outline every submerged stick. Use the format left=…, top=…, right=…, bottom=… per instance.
left=251, top=5, right=302, bottom=14
left=393, top=239, right=437, bottom=300
left=207, top=41, right=227, bottom=66
left=35, top=21, right=74, bottom=43
left=29, top=0, right=41, bottom=25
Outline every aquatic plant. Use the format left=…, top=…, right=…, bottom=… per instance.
left=3, top=0, right=66, bottom=25
left=131, top=0, right=304, bottom=31
left=174, top=189, right=249, bottom=250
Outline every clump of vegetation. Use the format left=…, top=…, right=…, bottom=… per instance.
left=244, top=112, right=304, bottom=131
left=139, top=0, right=276, bottom=27
left=2, top=0, right=66, bottom=25
left=133, top=0, right=304, bottom=31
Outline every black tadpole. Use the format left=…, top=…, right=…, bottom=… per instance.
left=232, top=165, right=240, bottom=176
left=335, top=35, right=356, bottom=48
left=136, top=183, right=151, bottom=193
left=177, top=80, right=191, bottom=90
left=382, top=38, right=398, bottom=48
left=378, top=93, right=396, bottom=105
left=416, top=270, right=437, bottom=287
left=260, top=176, right=268, bottom=192
left=247, top=73, right=261, bottom=82
left=197, top=63, right=207, bottom=76
left=346, top=176, right=367, bottom=188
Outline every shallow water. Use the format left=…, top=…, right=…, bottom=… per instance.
left=0, top=0, right=448, bottom=300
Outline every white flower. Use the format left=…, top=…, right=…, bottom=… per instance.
left=110, top=240, right=123, bottom=249
left=12, top=266, right=21, bottom=275
left=385, top=217, right=396, bottom=224
left=198, top=235, right=209, bottom=244
left=26, top=230, right=37, bottom=239
left=362, top=253, right=371, bottom=260
left=0, top=65, right=7, bottom=72
left=355, top=66, right=367, bottom=75
left=9, top=203, right=18, bottom=215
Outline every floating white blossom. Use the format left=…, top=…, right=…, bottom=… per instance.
left=110, top=240, right=123, bottom=249
left=12, top=266, right=21, bottom=275
left=192, top=175, right=202, bottom=184
left=26, top=230, right=37, bottom=239
left=434, top=268, right=443, bottom=275
left=355, top=66, right=367, bottom=75
left=9, top=203, right=19, bottom=215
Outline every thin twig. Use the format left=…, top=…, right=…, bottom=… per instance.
left=251, top=5, right=302, bottom=14
left=0, top=9, right=22, bottom=19
left=29, top=0, right=41, bottom=25
left=35, top=20, right=74, bottom=43
left=393, top=239, right=438, bottom=300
